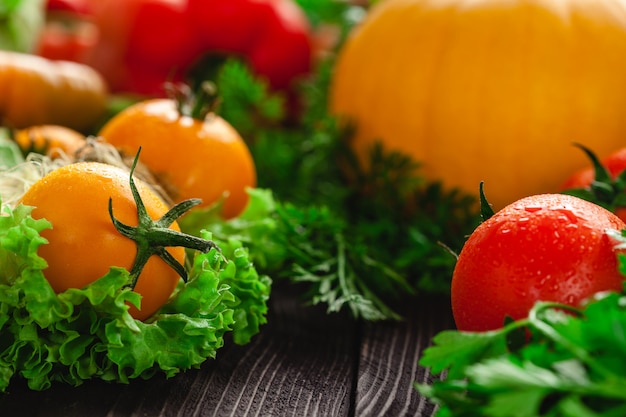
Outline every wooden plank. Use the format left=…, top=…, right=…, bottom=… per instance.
left=0, top=286, right=455, bottom=416
left=355, top=295, right=455, bottom=416
left=0, top=283, right=357, bottom=416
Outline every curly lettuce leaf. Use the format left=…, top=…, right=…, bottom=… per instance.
left=0, top=203, right=271, bottom=392
left=0, top=203, right=50, bottom=285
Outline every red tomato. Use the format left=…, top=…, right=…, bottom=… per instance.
left=45, top=0, right=93, bottom=14
left=560, top=147, right=626, bottom=222
left=560, top=147, right=626, bottom=189
left=37, top=0, right=97, bottom=62
left=36, top=15, right=98, bottom=62
left=451, top=194, right=626, bottom=332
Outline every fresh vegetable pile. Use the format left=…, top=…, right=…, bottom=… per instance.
left=3, top=0, right=626, bottom=411
left=0, top=200, right=270, bottom=391
left=0, top=129, right=271, bottom=390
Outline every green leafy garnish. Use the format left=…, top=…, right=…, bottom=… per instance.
left=416, top=279, right=626, bottom=416
left=0, top=201, right=270, bottom=392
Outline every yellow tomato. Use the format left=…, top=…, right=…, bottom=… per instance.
left=13, top=124, right=86, bottom=158
left=0, top=50, right=107, bottom=132
left=19, top=161, right=184, bottom=320
left=99, top=99, right=256, bottom=219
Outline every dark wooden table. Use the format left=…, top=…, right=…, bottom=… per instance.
left=0, top=283, right=455, bottom=416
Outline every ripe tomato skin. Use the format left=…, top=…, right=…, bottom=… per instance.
left=98, top=99, right=256, bottom=219
left=19, top=162, right=184, bottom=321
left=451, top=194, right=626, bottom=332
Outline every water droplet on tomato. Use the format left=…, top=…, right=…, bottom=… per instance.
left=490, top=257, right=502, bottom=267
left=524, top=205, right=542, bottom=213
left=515, top=289, right=528, bottom=298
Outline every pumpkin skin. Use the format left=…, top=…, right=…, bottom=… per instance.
left=330, top=0, right=626, bottom=210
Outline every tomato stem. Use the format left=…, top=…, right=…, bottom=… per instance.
left=108, top=147, right=219, bottom=289
left=166, top=81, right=220, bottom=121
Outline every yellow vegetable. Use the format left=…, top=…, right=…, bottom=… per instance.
left=330, top=0, right=626, bottom=210
left=13, top=124, right=86, bottom=159
left=0, top=51, right=108, bottom=133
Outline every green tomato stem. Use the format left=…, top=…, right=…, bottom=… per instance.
left=166, top=81, right=220, bottom=121
left=108, top=147, right=219, bottom=289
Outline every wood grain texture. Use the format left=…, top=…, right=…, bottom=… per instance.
left=0, top=285, right=453, bottom=417
left=355, top=296, right=455, bottom=417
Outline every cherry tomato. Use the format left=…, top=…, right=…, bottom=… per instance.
left=36, top=14, right=98, bottom=63
left=451, top=194, right=625, bottom=332
left=98, top=98, right=256, bottom=219
left=19, top=161, right=184, bottom=320
left=560, top=147, right=626, bottom=222
left=37, top=0, right=97, bottom=62
left=560, top=147, right=626, bottom=189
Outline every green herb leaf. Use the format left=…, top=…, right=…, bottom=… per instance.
left=419, top=329, right=508, bottom=379
left=417, top=287, right=626, bottom=416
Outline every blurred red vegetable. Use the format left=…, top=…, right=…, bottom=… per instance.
left=560, top=146, right=626, bottom=223
left=45, top=0, right=92, bottom=14
left=43, top=0, right=313, bottom=97
left=36, top=0, right=98, bottom=62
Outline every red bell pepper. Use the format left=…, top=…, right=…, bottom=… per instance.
left=75, top=0, right=313, bottom=96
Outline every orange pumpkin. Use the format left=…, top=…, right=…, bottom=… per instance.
left=330, top=0, right=626, bottom=210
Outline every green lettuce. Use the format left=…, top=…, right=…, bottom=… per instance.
left=0, top=130, right=24, bottom=169
left=0, top=202, right=271, bottom=392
